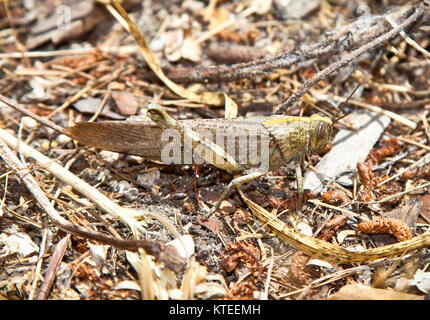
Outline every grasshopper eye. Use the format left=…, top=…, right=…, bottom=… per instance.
left=316, top=123, right=327, bottom=141
left=311, top=121, right=332, bottom=153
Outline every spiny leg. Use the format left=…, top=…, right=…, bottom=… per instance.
left=203, top=171, right=265, bottom=219
left=295, top=161, right=304, bottom=219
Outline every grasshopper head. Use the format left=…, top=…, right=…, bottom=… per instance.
left=309, top=115, right=332, bottom=153
left=146, top=103, right=178, bottom=129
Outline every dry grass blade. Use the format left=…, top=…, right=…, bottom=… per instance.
left=236, top=188, right=430, bottom=263
left=180, top=257, right=207, bottom=299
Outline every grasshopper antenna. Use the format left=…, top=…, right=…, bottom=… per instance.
left=331, top=83, right=362, bottom=126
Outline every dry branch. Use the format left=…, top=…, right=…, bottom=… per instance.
left=36, top=234, right=70, bottom=300
left=165, top=3, right=426, bottom=85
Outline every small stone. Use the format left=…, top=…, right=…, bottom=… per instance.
left=123, top=188, right=139, bottom=201
left=21, top=116, right=38, bottom=130
left=99, top=150, right=120, bottom=162
left=136, top=170, right=160, bottom=188
left=273, top=0, right=320, bottom=20
left=201, top=190, right=221, bottom=203
left=219, top=200, right=234, bottom=214
left=55, top=134, right=71, bottom=145
left=167, top=235, right=195, bottom=259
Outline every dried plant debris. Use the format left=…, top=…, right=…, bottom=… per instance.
left=321, top=189, right=349, bottom=206
left=328, top=283, right=425, bottom=300
left=221, top=241, right=261, bottom=278
left=1, top=0, right=430, bottom=301
left=318, top=214, right=350, bottom=242
left=356, top=138, right=406, bottom=204
left=288, top=250, right=313, bottom=286
left=288, top=215, right=349, bottom=286
left=358, top=217, right=413, bottom=242
left=223, top=280, right=257, bottom=300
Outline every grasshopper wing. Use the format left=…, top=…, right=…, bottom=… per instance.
left=64, top=120, right=167, bottom=160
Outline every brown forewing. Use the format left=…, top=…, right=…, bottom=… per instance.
left=64, top=117, right=275, bottom=169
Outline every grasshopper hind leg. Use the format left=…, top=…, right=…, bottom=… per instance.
left=202, top=171, right=266, bottom=220
left=295, top=163, right=304, bottom=220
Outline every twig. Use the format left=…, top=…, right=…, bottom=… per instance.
left=46, top=81, right=96, bottom=120
left=376, top=152, right=430, bottom=187
left=0, top=94, right=63, bottom=133
left=3, top=1, right=31, bottom=68
left=362, top=182, right=430, bottom=204
left=88, top=84, right=112, bottom=123
left=385, top=14, right=430, bottom=58
left=373, top=98, right=430, bottom=109
left=0, top=46, right=136, bottom=59
left=308, top=199, right=362, bottom=220
left=395, top=136, right=430, bottom=152
left=35, top=234, right=70, bottom=300
left=165, top=31, right=347, bottom=84
left=275, top=4, right=427, bottom=114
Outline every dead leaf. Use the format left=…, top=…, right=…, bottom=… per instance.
left=197, top=215, right=221, bottom=234
left=419, top=193, right=430, bottom=224
left=111, top=91, right=139, bottom=116
left=411, top=269, right=430, bottom=294
left=328, top=283, right=424, bottom=300
left=72, top=98, right=125, bottom=119
left=0, top=232, right=39, bottom=257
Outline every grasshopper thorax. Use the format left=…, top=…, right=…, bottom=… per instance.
left=308, top=115, right=333, bottom=153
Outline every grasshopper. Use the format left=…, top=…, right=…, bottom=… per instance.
left=64, top=103, right=333, bottom=219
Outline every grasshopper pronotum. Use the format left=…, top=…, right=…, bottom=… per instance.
left=65, top=103, right=333, bottom=219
